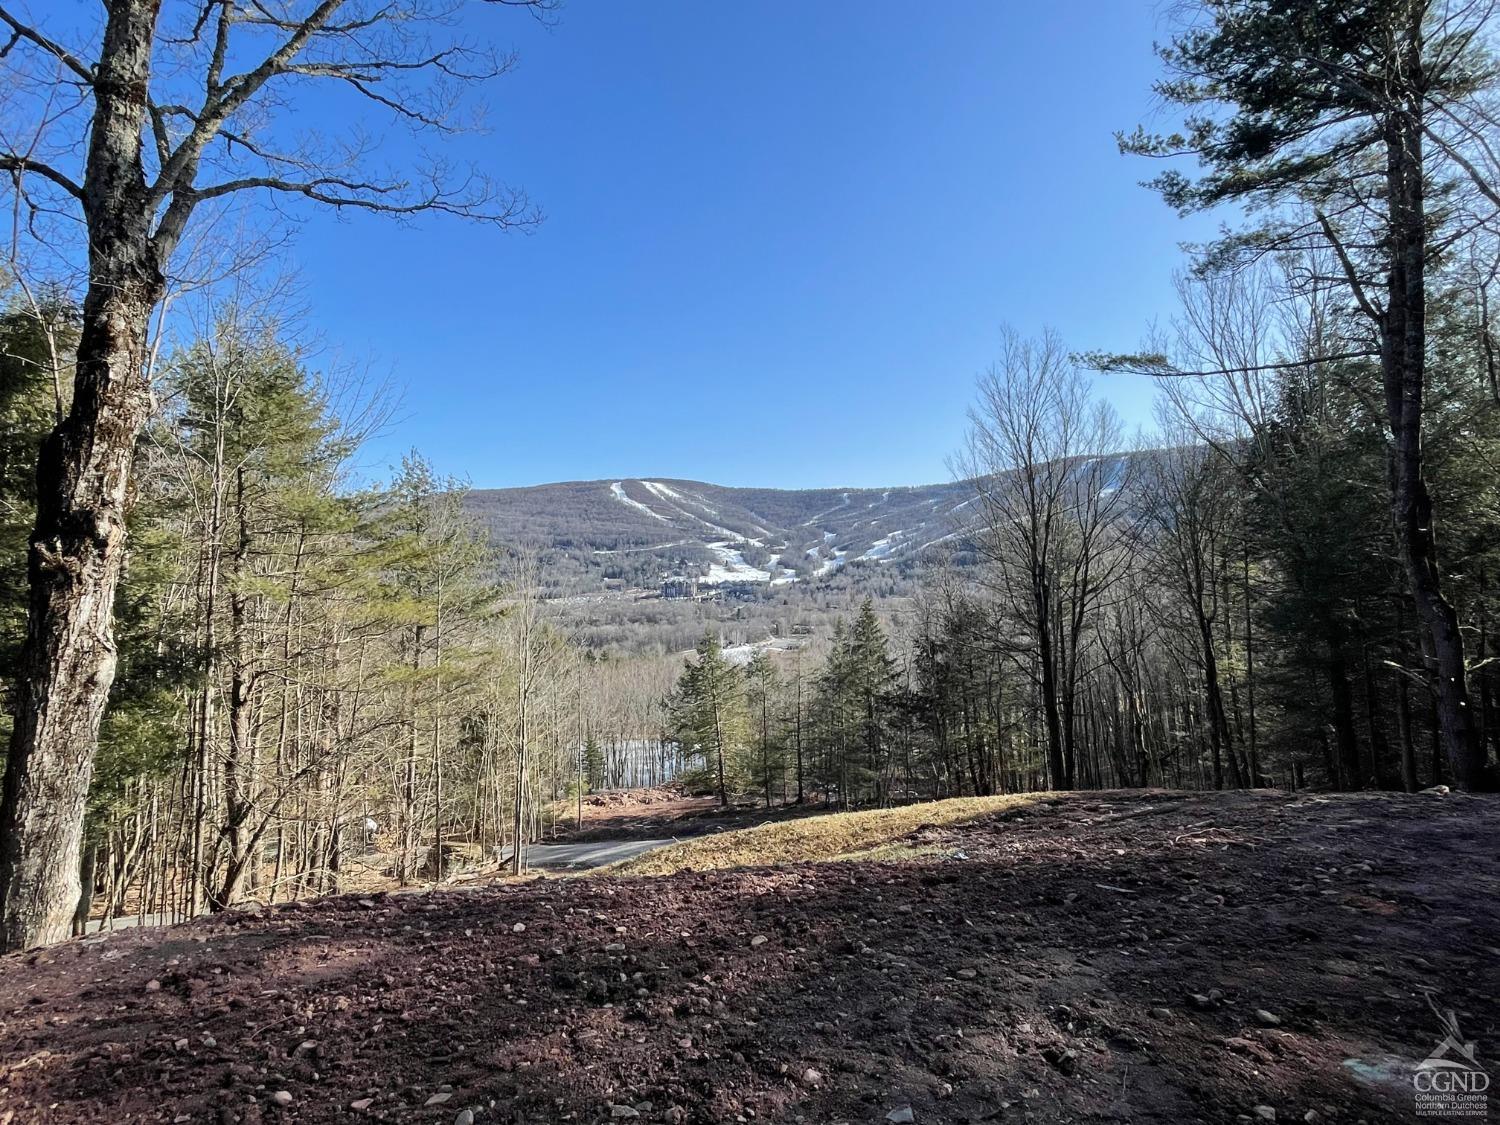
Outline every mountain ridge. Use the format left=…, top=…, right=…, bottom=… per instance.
left=463, top=475, right=976, bottom=595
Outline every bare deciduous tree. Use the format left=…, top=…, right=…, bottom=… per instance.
left=0, top=0, right=548, bottom=950
left=957, top=330, right=1135, bottom=790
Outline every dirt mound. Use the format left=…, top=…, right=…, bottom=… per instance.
left=1, top=790, right=1495, bottom=1124
left=583, top=786, right=686, bottom=810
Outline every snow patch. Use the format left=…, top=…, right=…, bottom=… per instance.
left=801, top=492, right=852, bottom=526
left=699, top=542, right=773, bottom=586
left=860, top=530, right=906, bottom=561
left=594, top=539, right=692, bottom=556
left=638, top=481, right=745, bottom=540
left=815, top=549, right=848, bottom=577
left=611, top=481, right=669, bottom=522
left=914, top=531, right=960, bottom=553
left=642, top=480, right=687, bottom=503
left=718, top=636, right=807, bottom=665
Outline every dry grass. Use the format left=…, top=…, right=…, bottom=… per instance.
left=606, top=792, right=1053, bottom=876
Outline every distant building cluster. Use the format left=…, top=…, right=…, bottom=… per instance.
left=660, top=573, right=767, bottom=603
left=661, top=574, right=699, bottom=600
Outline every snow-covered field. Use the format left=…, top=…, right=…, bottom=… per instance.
left=718, top=636, right=809, bottom=665
left=815, top=549, right=848, bottom=577
left=859, top=531, right=905, bottom=561
left=700, top=543, right=773, bottom=585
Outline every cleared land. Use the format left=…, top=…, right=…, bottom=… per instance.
left=607, top=793, right=1040, bottom=875
left=0, top=789, right=1495, bottom=1124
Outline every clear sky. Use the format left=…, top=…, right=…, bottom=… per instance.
left=286, top=1, right=1219, bottom=490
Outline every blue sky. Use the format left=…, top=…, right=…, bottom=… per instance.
left=283, top=2, right=1217, bottom=490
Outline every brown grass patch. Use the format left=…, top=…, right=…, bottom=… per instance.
left=605, top=792, right=1052, bottom=876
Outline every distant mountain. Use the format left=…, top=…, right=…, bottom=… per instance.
left=463, top=477, right=977, bottom=595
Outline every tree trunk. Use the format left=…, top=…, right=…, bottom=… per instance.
left=1034, top=581, right=1066, bottom=788
left=794, top=678, right=804, bottom=804
left=0, top=0, right=165, bottom=950
left=214, top=469, right=256, bottom=910
left=1197, top=614, right=1237, bottom=790
left=1243, top=546, right=1260, bottom=785
left=1327, top=634, right=1362, bottom=788
left=712, top=696, right=728, bottom=808
left=1359, top=632, right=1390, bottom=789
left=511, top=707, right=528, bottom=876
left=1383, top=96, right=1487, bottom=789
left=396, top=621, right=424, bottom=885
left=70, top=838, right=99, bottom=937
left=1397, top=670, right=1418, bottom=793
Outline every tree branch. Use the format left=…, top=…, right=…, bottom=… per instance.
left=150, top=0, right=344, bottom=213
left=0, top=154, right=82, bottom=199
left=1082, top=350, right=1380, bottom=379
left=1314, top=210, right=1384, bottom=324
left=0, top=5, right=93, bottom=85
left=190, top=172, right=535, bottom=225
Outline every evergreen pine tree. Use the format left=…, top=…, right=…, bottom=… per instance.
left=667, top=631, right=750, bottom=806
left=744, top=651, right=786, bottom=808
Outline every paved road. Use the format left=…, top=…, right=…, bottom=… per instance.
left=78, top=838, right=676, bottom=935
left=503, top=837, right=675, bottom=870
left=83, top=912, right=176, bottom=934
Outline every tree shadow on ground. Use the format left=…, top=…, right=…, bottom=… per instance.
left=0, top=789, right=1494, bottom=1124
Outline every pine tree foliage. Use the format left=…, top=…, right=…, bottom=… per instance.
left=667, top=632, right=751, bottom=806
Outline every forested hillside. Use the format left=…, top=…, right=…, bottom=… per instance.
left=464, top=477, right=976, bottom=594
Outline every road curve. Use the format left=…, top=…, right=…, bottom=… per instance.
left=504, top=837, right=675, bottom=871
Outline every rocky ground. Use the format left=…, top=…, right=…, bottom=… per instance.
left=1, top=789, right=1496, bottom=1124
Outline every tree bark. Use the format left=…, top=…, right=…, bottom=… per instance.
left=1034, top=578, right=1067, bottom=788
left=1327, top=632, right=1362, bottom=788
left=70, top=839, right=99, bottom=937
left=1397, top=670, right=1419, bottom=793
left=212, top=469, right=256, bottom=911
left=0, top=0, right=165, bottom=951
left=511, top=703, right=528, bottom=876
left=1196, top=614, right=1238, bottom=790
left=1382, top=68, right=1487, bottom=788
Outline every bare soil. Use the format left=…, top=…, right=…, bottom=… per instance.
left=1, top=789, right=1496, bottom=1124
left=559, top=786, right=828, bottom=844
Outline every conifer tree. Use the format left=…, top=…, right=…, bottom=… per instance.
left=0, top=298, right=76, bottom=711
left=667, top=632, right=749, bottom=806
left=377, top=454, right=495, bottom=883
left=744, top=651, right=786, bottom=807
left=846, top=599, right=898, bottom=804
left=1116, top=0, right=1500, bottom=788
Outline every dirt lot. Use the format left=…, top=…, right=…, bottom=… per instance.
left=1, top=789, right=1495, bottom=1124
